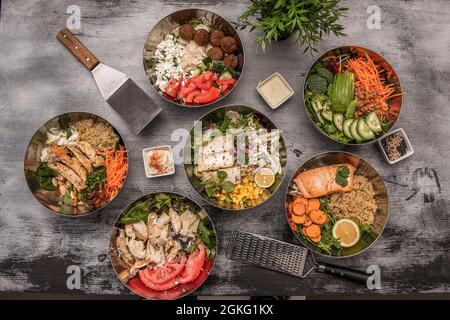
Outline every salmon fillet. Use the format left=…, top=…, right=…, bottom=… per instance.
left=294, top=164, right=356, bottom=198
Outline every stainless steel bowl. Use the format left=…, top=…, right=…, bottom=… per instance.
left=24, top=112, right=128, bottom=217
left=109, top=192, right=217, bottom=300
left=143, top=9, right=245, bottom=108
left=303, top=46, right=403, bottom=145
left=184, top=105, right=288, bottom=211
left=285, top=151, right=389, bottom=258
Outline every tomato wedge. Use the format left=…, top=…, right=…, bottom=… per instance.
left=164, top=79, right=181, bottom=98
left=141, top=257, right=186, bottom=285
left=178, top=244, right=206, bottom=284
left=185, top=90, right=201, bottom=104
left=179, top=81, right=197, bottom=98
left=193, top=87, right=221, bottom=104
left=216, top=78, right=237, bottom=93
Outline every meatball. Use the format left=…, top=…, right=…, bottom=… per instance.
left=179, top=24, right=195, bottom=41
left=207, top=47, right=224, bottom=61
left=210, top=30, right=225, bottom=47
left=223, top=54, right=238, bottom=69
left=220, top=36, right=238, bottom=53
left=193, top=29, right=210, bottom=46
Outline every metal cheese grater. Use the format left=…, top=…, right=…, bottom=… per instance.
left=226, top=230, right=370, bottom=283
left=226, top=229, right=315, bottom=278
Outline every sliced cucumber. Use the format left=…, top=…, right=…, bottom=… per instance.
left=193, top=68, right=202, bottom=76
left=219, top=70, right=233, bottom=80
left=343, top=119, right=354, bottom=139
left=332, top=113, right=344, bottom=131
left=366, top=112, right=382, bottom=133
left=357, top=118, right=376, bottom=140
left=316, top=111, right=324, bottom=124
left=350, top=119, right=363, bottom=141
left=321, top=110, right=333, bottom=122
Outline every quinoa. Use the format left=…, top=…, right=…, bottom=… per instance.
left=328, top=175, right=377, bottom=224
left=73, top=119, right=119, bottom=152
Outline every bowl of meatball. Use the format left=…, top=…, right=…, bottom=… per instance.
left=143, top=9, right=245, bottom=107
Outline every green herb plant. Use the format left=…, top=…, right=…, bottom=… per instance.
left=235, top=0, right=347, bottom=53
left=200, top=170, right=234, bottom=202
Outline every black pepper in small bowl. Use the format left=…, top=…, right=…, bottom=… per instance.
left=379, top=128, right=414, bottom=164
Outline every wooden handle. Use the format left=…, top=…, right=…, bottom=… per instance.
left=56, top=28, right=100, bottom=71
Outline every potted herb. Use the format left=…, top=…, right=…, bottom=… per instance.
left=235, top=0, right=347, bottom=53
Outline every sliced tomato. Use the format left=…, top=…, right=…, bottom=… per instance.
left=193, top=87, right=221, bottom=104
left=202, top=71, right=218, bottom=81
left=179, top=81, right=197, bottom=98
left=139, top=268, right=178, bottom=291
left=164, top=79, right=181, bottom=98
left=185, top=89, right=201, bottom=104
left=216, top=78, right=237, bottom=92
left=128, top=278, right=183, bottom=300
left=178, top=244, right=206, bottom=284
left=142, top=257, right=186, bottom=285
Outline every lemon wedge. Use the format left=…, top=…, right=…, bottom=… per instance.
left=254, top=168, right=275, bottom=188
left=332, top=219, right=360, bottom=248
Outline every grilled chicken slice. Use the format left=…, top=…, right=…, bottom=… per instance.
left=132, top=220, right=148, bottom=241
left=48, top=145, right=87, bottom=181
left=197, top=151, right=234, bottom=172
left=66, top=144, right=93, bottom=172
left=126, top=238, right=146, bottom=260
left=201, top=165, right=241, bottom=184
left=293, top=164, right=356, bottom=198
left=116, top=229, right=135, bottom=266
left=47, top=162, right=86, bottom=191
left=169, top=208, right=181, bottom=234
left=77, top=141, right=105, bottom=167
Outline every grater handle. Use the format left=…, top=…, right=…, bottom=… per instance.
left=318, top=263, right=370, bottom=284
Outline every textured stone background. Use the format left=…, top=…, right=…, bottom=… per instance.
left=0, top=0, right=449, bottom=297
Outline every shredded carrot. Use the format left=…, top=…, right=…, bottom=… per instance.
left=346, top=53, right=403, bottom=118
left=102, top=145, right=128, bottom=201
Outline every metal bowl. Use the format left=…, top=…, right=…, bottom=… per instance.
left=143, top=8, right=245, bottom=108
left=109, top=192, right=217, bottom=300
left=285, top=151, right=388, bottom=258
left=24, top=112, right=128, bottom=217
left=184, top=105, right=288, bottom=211
left=303, top=46, right=403, bottom=145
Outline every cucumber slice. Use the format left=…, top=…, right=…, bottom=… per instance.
left=350, top=119, right=363, bottom=141
left=343, top=119, right=354, bottom=139
left=357, top=118, right=376, bottom=140
left=193, top=68, right=202, bottom=76
left=333, top=113, right=344, bottom=131
left=219, top=70, right=232, bottom=80
left=316, top=111, right=324, bottom=124
left=366, top=112, right=382, bottom=133
left=321, top=110, right=333, bottom=122
left=345, top=100, right=357, bottom=119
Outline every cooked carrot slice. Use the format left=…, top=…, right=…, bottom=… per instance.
left=288, top=219, right=298, bottom=232
left=303, top=216, right=312, bottom=227
left=305, top=224, right=321, bottom=238
left=309, top=209, right=327, bottom=225
left=293, top=196, right=308, bottom=207
left=310, top=234, right=322, bottom=243
left=287, top=202, right=294, bottom=216
left=292, top=213, right=306, bottom=224
left=292, top=202, right=306, bottom=216
left=301, top=227, right=308, bottom=237
left=307, top=198, right=320, bottom=212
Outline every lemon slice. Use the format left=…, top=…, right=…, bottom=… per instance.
left=254, top=168, right=275, bottom=188
left=332, top=219, right=360, bottom=248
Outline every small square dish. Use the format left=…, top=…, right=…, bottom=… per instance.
left=378, top=128, right=414, bottom=164
left=142, top=145, right=175, bottom=178
left=257, top=72, right=294, bottom=109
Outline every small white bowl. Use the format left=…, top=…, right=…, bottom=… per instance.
left=257, top=72, right=294, bottom=109
left=378, top=128, right=414, bottom=164
left=142, top=145, right=175, bottom=178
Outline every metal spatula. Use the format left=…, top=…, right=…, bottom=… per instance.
left=57, top=28, right=162, bottom=134
left=226, top=229, right=371, bottom=284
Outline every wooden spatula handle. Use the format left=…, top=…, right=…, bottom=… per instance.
left=56, top=28, right=100, bottom=71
